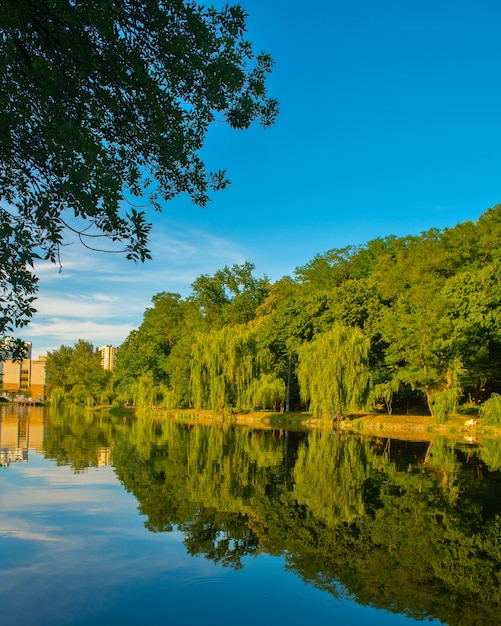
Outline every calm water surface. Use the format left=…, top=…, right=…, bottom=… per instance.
left=1, top=405, right=500, bottom=625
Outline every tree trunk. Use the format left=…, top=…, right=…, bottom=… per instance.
left=285, top=354, right=292, bottom=412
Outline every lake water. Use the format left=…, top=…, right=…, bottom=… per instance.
left=1, top=405, right=500, bottom=625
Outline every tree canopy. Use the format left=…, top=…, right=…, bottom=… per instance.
left=36, top=205, right=501, bottom=419
left=0, top=0, right=277, bottom=340
left=45, top=339, right=112, bottom=405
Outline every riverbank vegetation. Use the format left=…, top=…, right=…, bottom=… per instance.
left=44, top=205, right=501, bottom=425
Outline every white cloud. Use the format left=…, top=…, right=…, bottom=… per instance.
left=25, top=320, right=135, bottom=355
left=20, top=219, right=255, bottom=355
left=34, top=294, right=128, bottom=319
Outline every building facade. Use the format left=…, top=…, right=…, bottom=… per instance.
left=99, top=345, right=117, bottom=371
left=1, top=343, right=47, bottom=399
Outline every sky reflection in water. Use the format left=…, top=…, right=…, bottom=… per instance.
left=0, top=445, right=437, bottom=626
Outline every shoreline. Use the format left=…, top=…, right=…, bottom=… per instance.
left=120, top=407, right=501, bottom=441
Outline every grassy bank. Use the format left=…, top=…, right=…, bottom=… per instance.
left=335, top=413, right=501, bottom=441
left=110, top=406, right=500, bottom=441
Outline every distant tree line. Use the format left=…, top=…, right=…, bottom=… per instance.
left=45, top=205, right=501, bottom=421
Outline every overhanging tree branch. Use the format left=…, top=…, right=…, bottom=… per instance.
left=0, top=0, right=278, bottom=348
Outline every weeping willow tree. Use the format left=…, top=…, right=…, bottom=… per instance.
left=246, top=373, right=285, bottom=410
left=297, top=323, right=372, bottom=417
left=428, top=358, right=465, bottom=423
left=130, top=371, right=160, bottom=408
left=190, top=324, right=282, bottom=411
left=373, top=379, right=401, bottom=416
left=479, top=393, right=501, bottom=426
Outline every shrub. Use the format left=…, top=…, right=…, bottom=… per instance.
left=479, top=394, right=501, bottom=426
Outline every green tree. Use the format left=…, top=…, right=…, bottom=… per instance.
left=113, top=328, right=168, bottom=395
left=294, top=245, right=361, bottom=290
left=104, top=204, right=501, bottom=414
left=114, top=291, right=205, bottom=406
left=378, top=284, right=457, bottom=417
left=479, top=393, right=501, bottom=426
left=44, top=343, right=75, bottom=392
left=190, top=322, right=278, bottom=411
left=0, top=1, right=277, bottom=338
left=141, top=292, right=187, bottom=351
left=297, top=324, right=372, bottom=417
left=45, top=339, right=111, bottom=405
left=190, top=261, right=270, bottom=328
left=259, top=289, right=340, bottom=410
left=245, top=373, right=285, bottom=410
left=442, top=262, right=501, bottom=401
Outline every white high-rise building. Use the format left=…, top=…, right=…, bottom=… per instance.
left=98, top=345, right=117, bottom=371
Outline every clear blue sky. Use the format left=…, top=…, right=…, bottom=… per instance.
left=24, top=0, right=501, bottom=357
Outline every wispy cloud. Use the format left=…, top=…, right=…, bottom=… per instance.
left=34, top=294, right=129, bottom=319
left=25, top=320, right=135, bottom=356
left=0, top=525, right=68, bottom=543
left=23, top=219, right=252, bottom=355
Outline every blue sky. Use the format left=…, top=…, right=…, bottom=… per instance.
left=24, top=0, right=501, bottom=357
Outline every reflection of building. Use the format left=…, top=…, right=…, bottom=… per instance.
left=97, top=447, right=112, bottom=466
left=0, top=408, right=44, bottom=467
left=1, top=342, right=47, bottom=398
left=0, top=447, right=28, bottom=466
left=99, top=345, right=117, bottom=371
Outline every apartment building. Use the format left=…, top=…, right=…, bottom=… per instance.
left=1, top=342, right=47, bottom=399
left=99, top=344, right=117, bottom=371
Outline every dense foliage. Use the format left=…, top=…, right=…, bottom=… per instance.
left=109, top=206, right=501, bottom=418
left=45, top=339, right=112, bottom=406
left=0, top=0, right=277, bottom=341
left=44, top=206, right=501, bottom=419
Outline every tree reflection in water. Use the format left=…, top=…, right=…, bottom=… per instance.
left=44, top=408, right=501, bottom=626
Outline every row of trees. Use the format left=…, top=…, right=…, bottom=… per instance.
left=45, top=205, right=501, bottom=421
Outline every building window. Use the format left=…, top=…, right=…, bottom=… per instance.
left=20, top=368, right=29, bottom=389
